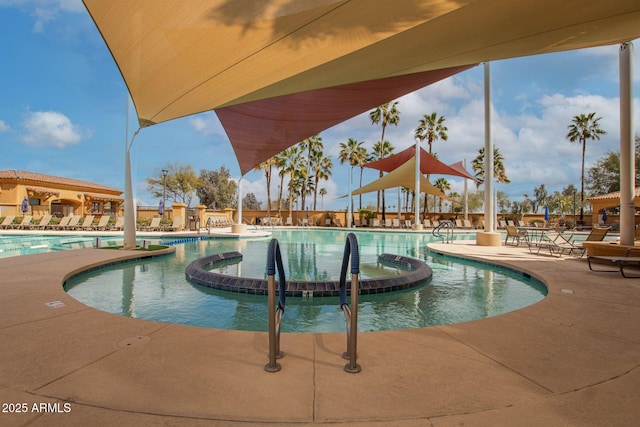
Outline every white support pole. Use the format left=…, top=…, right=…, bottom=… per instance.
left=123, top=97, right=137, bottom=250
left=619, top=42, right=635, bottom=246
left=464, top=159, right=469, bottom=221
left=484, top=62, right=494, bottom=233
left=348, top=166, right=353, bottom=228
left=414, top=138, right=423, bottom=229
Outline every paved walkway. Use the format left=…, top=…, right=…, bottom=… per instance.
left=1, top=240, right=639, bottom=426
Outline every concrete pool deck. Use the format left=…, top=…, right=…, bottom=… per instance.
left=0, top=239, right=639, bottom=426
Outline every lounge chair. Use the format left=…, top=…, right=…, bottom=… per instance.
left=48, top=216, right=71, bottom=230
left=110, top=216, right=124, bottom=231
left=335, top=218, right=343, bottom=227
left=432, top=220, right=440, bottom=228
left=143, top=217, right=161, bottom=231
left=93, top=215, right=111, bottom=231
left=405, top=219, right=412, bottom=229
left=568, top=227, right=609, bottom=257
left=0, top=215, right=15, bottom=229
left=498, top=220, right=507, bottom=229
left=587, top=247, right=640, bottom=278
left=455, top=219, right=463, bottom=228
left=463, top=219, right=473, bottom=229
left=285, top=217, right=293, bottom=226
left=504, top=225, right=528, bottom=246
left=28, top=215, right=52, bottom=230
left=13, top=215, right=32, bottom=229
left=423, top=219, right=431, bottom=228
left=324, top=218, right=331, bottom=227
left=372, top=219, right=380, bottom=228
left=65, top=215, right=82, bottom=230
left=168, top=216, right=183, bottom=231
left=80, top=215, right=95, bottom=230
left=384, top=218, right=392, bottom=228
left=392, top=219, right=400, bottom=228
left=528, top=230, right=581, bottom=257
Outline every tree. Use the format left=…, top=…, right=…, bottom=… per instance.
left=319, top=188, right=327, bottom=209
left=471, top=147, right=510, bottom=186
left=196, top=166, right=237, bottom=209
left=371, top=140, right=395, bottom=215
left=370, top=102, right=400, bottom=219
left=587, top=136, right=640, bottom=195
left=533, top=184, right=548, bottom=213
left=433, top=177, right=450, bottom=212
left=255, top=158, right=275, bottom=216
left=299, top=135, right=323, bottom=210
left=415, top=112, right=448, bottom=216
left=566, top=112, right=607, bottom=222
left=147, top=162, right=200, bottom=207
left=242, top=192, right=262, bottom=210
left=339, top=138, right=367, bottom=226
left=312, top=152, right=332, bottom=210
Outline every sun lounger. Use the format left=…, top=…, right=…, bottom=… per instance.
left=64, top=215, right=82, bottom=230
left=168, top=216, right=183, bottom=231
left=0, top=215, right=15, bottom=229
left=528, top=230, right=582, bottom=257
left=13, top=215, right=32, bottom=229
left=423, top=219, right=431, bottom=228
left=110, top=216, right=124, bottom=231
left=27, top=215, right=52, bottom=230
left=463, top=219, right=473, bottom=229
left=392, top=219, right=400, bottom=228
left=93, top=215, right=111, bottom=231
left=588, top=247, right=640, bottom=278
left=334, top=218, right=343, bottom=227
left=567, top=227, right=609, bottom=257
left=80, top=215, right=95, bottom=230
left=372, top=219, right=380, bottom=228
left=324, top=218, right=331, bottom=227
left=48, top=216, right=71, bottom=230
left=405, top=220, right=412, bottom=229
left=143, top=217, right=161, bottom=231
left=384, top=219, right=392, bottom=228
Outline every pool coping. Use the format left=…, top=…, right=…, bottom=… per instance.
left=1, top=241, right=639, bottom=425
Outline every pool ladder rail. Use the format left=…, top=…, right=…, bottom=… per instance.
left=264, top=233, right=362, bottom=374
left=433, top=220, right=455, bottom=243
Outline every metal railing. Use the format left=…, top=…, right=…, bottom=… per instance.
left=433, top=220, right=455, bottom=243
left=264, top=238, right=287, bottom=373
left=339, top=232, right=361, bottom=374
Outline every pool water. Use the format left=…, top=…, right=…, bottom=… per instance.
left=0, top=234, right=122, bottom=258
left=64, top=229, right=547, bottom=333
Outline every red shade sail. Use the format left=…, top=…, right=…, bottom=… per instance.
left=364, top=146, right=476, bottom=181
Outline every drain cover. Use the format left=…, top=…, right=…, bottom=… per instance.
left=117, top=336, right=152, bottom=348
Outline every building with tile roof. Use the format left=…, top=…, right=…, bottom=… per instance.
left=0, top=170, right=123, bottom=217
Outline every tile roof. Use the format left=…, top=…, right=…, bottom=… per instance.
left=0, top=170, right=121, bottom=194
left=588, top=188, right=640, bottom=201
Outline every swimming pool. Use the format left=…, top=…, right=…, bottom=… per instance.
left=64, top=229, right=547, bottom=333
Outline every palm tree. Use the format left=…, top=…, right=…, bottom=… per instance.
left=566, top=112, right=606, bottom=222
left=339, top=138, right=366, bottom=227
left=371, top=140, right=395, bottom=217
left=471, top=147, right=510, bottom=186
left=434, top=177, right=451, bottom=213
left=299, top=135, right=323, bottom=210
left=319, top=188, right=327, bottom=210
left=273, top=151, right=289, bottom=215
left=358, top=151, right=372, bottom=210
left=415, top=112, right=448, bottom=216
left=255, top=158, right=275, bottom=216
left=312, top=152, right=333, bottom=210
left=370, top=102, right=400, bottom=219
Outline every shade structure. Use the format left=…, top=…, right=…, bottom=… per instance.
left=351, top=158, right=452, bottom=201
left=83, top=0, right=640, bottom=172
left=216, top=66, right=473, bottom=173
left=364, top=146, right=476, bottom=181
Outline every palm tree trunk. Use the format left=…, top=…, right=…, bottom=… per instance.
left=580, top=138, right=586, bottom=222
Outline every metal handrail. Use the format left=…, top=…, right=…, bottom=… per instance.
left=433, top=220, right=455, bottom=243
left=264, top=238, right=287, bottom=373
left=339, top=232, right=361, bottom=374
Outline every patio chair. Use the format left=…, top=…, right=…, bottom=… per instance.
left=423, top=219, right=431, bottom=228
left=0, top=215, right=15, bottom=229
left=405, top=219, right=412, bottom=229
left=110, top=216, right=124, bottom=231
left=587, top=247, right=640, bottom=278
left=93, top=215, right=111, bottom=231
left=504, top=225, right=528, bottom=246
left=529, top=230, right=582, bottom=257
left=13, top=215, right=32, bottom=229
left=455, top=219, right=463, bottom=228
left=28, top=215, right=52, bottom=230
left=143, top=217, right=161, bottom=231
left=168, top=216, right=183, bottom=231
left=284, top=217, right=293, bottom=226
left=80, top=215, right=95, bottom=230
left=568, top=227, right=609, bottom=257
left=372, top=219, right=380, bottom=228
left=324, top=218, right=331, bottom=227
left=463, top=219, right=473, bottom=229
left=384, top=218, right=392, bottom=228
left=360, top=218, right=368, bottom=227
left=392, top=219, right=400, bottom=228
left=48, top=216, right=71, bottom=230
left=65, top=215, right=82, bottom=230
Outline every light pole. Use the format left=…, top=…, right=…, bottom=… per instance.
left=161, top=169, right=168, bottom=219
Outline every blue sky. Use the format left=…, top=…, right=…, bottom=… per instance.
left=1, top=1, right=639, bottom=213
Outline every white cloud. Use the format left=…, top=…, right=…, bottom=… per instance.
left=0, top=120, right=9, bottom=132
left=20, top=110, right=85, bottom=148
left=0, top=0, right=84, bottom=32
left=189, top=112, right=226, bottom=137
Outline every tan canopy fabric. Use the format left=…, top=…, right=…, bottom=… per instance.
left=351, top=158, right=452, bottom=201
left=83, top=0, right=640, bottom=172
left=364, top=146, right=476, bottom=181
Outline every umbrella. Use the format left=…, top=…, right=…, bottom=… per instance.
left=21, top=197, right=28, bottom=214
left=158, top=200, right=165, bottom=215
left=544, top=206, right=549, bottom=221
